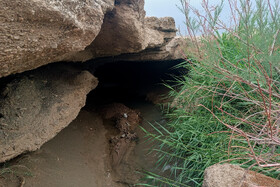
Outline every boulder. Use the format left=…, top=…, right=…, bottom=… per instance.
left=84, top=0, right=147, bottom=57
left=0, top=0, right=186, bottom=78
left=0, top=64, right=98, bottom=163
left=85, top=36, right=188, bottom=63
left=0, top=0, right=114, bottom=78
left=64, top=3, right=180, bottom=62
left=108, top=36, right=188, bottom=61
left=203, top=164, right=280, bottom=187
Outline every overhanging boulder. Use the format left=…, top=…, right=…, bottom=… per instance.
left=0, top=0, right=114, bottom=78
left=0, top=65, right=98, bottom=163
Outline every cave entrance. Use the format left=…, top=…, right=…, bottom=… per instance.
left=0, top=59, right=186, bottom=186
left=81, top=59, right=186, bottom=185
left=85, top=59, right=185, bottom=106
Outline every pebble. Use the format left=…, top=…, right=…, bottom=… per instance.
left=123, top=113, right=128, bottom=118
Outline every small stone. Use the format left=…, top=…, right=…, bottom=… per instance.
left=203, top=164, right=280, bottom=187
left=123, top=113, right=128, bottom=118
left=51, top=43, right=58, bottom=49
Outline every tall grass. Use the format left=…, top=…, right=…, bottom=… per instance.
left=143, top=0, right=280, bottom=186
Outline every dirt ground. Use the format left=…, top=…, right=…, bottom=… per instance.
left=0, top=100, right=164, bottom=187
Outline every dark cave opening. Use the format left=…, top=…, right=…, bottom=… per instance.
left=84, top=59, right=186, bottom=106
left=0, top=58, right=186, bottom=108
left=0, top=58, right=186, bottom=106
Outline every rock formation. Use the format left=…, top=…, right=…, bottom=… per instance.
left=203, top=164, right=280, bottom=187
left=0, top=0, right=114, bottom=78
left=0, top=0, right=186, bottom=79
left=0, top=64, right=98, bottom=163
left=65, top=1, right=185, bottom=62
left=92, top=36, right=188, bottom=62
left=0, top=0, right=187, bottom=163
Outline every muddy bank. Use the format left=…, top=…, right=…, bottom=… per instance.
left=0, top=99, right=165, bottom=187
left=101, top=103, right=141, bottom=168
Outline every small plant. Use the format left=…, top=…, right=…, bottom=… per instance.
left=0, top=164, right=32, bottom=178
left=144, top=0, right=280, bottom=186
left=0, top=160, right=32, bottom=186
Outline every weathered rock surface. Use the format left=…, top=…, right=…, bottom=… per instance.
left=0, top=0, right=186, bottom=162
left=1, top=0, right=186, bottom=79
left=0, top=0, right=114, bottom=78
left=101, top=36, right=188, bottom=62
left=61, top=3, right=182, bottom=62
left=203, top=164, right=280, bottom=187
left=78, top=36, right=188, bottom=64
left=85, top=0, right=147, bottom=57
left=0, top=64, right=98, bottom=163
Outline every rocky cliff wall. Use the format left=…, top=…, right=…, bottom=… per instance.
left=0, top=0, right=187, bottom=162
left=0, top=0, right=187, bottom=79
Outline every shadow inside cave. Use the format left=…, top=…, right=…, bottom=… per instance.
left=84, top=59, right=186, bottom=106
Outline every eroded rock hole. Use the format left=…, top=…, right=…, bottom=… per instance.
left=85, top=59, right=185, bottom=106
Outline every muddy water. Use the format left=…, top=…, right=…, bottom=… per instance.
left=0, top=99, right=164, bottom=187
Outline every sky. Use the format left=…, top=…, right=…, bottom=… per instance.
left=144, top=0, right=225, bottom=35
left=144, top=0, right=273, bottom=35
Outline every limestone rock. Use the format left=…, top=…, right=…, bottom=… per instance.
left=0, top=0, right=114, bottom=78
left=1, top=0, right=186, bottom=78
left=118, top=36, right=188, bottom=61
left=0, top=64, right=98, bottom=163
left=86, top=0, right=146, bottom=57
left=143, top=17, right=177, bottom=49
left=203, top=164, right=280, bottom=187
left=90, top=36, right=188, bottom=63
left=66, top=0, right=148, bottom=61
left=66, top=3, right=179, bottom=62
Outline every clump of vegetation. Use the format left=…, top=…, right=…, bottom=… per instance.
left=143, top=0, right=280, bottom=186
left=0, top=162, right=32, bottom=186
